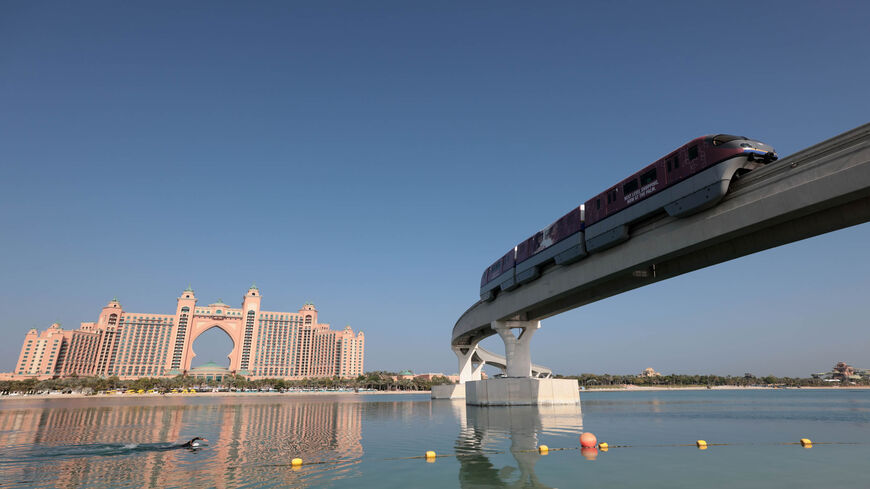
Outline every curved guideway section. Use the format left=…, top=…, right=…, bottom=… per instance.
left=449, top=123, right=870, bottom=401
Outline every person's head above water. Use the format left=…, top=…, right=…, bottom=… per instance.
left=182, top=437, right=209, bottom=448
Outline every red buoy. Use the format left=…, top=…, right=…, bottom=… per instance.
left=580, top=432, right=597, bottom=448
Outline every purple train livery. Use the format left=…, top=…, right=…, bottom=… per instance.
left=480, top=134, right=777, bottom=302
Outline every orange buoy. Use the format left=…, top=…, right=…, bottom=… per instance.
left=580, top=432, right=597, bottom=448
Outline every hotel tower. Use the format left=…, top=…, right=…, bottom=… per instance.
left=10, top=285, right=364, bottom=380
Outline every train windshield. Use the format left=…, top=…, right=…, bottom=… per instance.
left=711, top=134, right=745, bottom=146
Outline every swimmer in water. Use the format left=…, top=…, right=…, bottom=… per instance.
left=180, top=437, right=209, bottom=449
left=27, top=438, right=210, bottom=459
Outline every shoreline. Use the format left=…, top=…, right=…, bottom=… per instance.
left=3, top=384, right=867, bottom=401
left=0, top=390, right=431, bottom=402
left=583, top=384, right=870, bottom=392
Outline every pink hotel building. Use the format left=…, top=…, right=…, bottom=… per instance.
left=10, top=285, right=364, bottom=380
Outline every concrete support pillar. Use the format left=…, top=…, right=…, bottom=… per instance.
left=471, top=361, right=485, bottom=380
left=453, top=343, right=482, bottom=384
left=492, top=320, right=540, bottom=378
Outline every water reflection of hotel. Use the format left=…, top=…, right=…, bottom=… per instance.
left=0, top=399, right=363, bottom=488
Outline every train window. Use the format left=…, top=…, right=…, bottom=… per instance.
left=596, top=198, right=601, bottom=210
left=711, top=134, right=743, bottom=146
left=688, top=146, right=698, bottom=160
left=622, top=179, right=639, bottom=195
left=667, top=159, right=672, bottom=172
left=640, top=168, right=657, bottom=186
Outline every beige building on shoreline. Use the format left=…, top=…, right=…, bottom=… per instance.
left=4, top=286, right=364, bottom=381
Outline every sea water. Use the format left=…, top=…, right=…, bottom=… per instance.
left=1, top=389, right=869, bottom=488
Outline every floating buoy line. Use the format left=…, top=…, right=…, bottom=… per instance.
left=276, top=434, right=862, bottom=468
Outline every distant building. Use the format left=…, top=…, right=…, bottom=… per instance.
left=396, top=370, right=415, bottom=381
left=414, top=373, right=460, bottom=383
left=187, top=362, right=234, bottom=383
left=833, top=362, right=855, bottom=380
left=6, top=286, right=364, bottom=381
left=640, top=367, right=661, bottom=378
left=811, top=361, right=869, bottom=382
left=389, top=371, right=461, bottom=383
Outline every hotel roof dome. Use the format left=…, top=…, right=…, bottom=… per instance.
left=190, top=362, right=231, bottom=372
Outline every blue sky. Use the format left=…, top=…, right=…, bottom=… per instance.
left=1, top=1, right=868, bottom=377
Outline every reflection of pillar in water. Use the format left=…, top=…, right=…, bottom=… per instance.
left=455, top=404, right=582, bottom=489
left=450, top=398, right=467, bottom=428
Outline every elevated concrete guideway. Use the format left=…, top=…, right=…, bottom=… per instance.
left=446, top=123, right=870, bottom=401
left=473, top=346, right=552, bottom=378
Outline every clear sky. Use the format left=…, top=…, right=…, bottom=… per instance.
left=2, top=1, right=868, bottom=377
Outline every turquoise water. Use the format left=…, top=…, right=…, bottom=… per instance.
left=1, top=390, right=869, bottom=488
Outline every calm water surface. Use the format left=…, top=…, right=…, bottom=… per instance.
left=1, top=390, right=869, bottom=488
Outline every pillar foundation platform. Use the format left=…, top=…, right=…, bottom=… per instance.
left=431, top=383, right=465, bottom=399
left=465, top=378, right=579, bottom=406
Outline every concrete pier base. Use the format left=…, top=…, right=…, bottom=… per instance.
left=431, top=383, right=465, bottom=399
left=465, top=378, right=579, bottom=406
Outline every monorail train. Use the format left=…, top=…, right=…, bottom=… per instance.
left=480, top=134, right=778, bottom=302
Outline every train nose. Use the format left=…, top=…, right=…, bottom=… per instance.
left=764, top=151, right=778, bottom=162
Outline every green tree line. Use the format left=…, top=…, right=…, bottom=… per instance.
left=0, top=371, right=454, bottom=395
left=556, top=373, right=867, bottom=387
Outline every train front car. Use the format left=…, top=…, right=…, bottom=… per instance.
left=706, top=134, right=777, bottom=165
left=584, top=134, right=777, bottom=254
left=663, top=134, right=777, bottom=217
